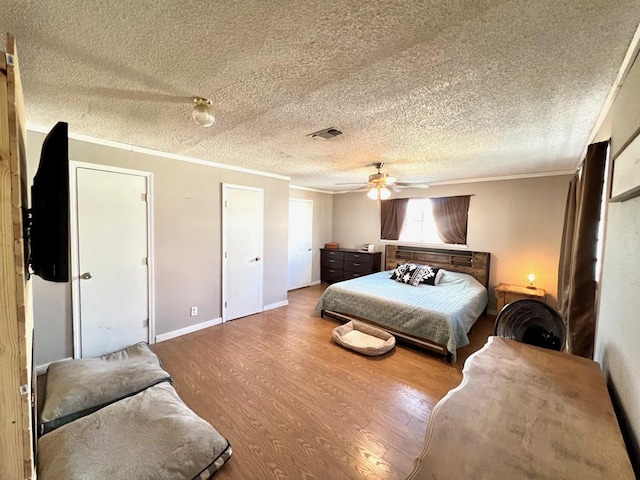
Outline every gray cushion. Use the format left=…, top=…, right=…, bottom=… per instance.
left=38, top=382, right=232, bottom=480
left=332, top=320, right=396, bottom=356
left=41, top=342, right=171, bottom=434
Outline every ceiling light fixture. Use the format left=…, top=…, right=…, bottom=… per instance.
left=367, top=185, right=391, bottom=200
left=191, top=97, right=215, bottom=127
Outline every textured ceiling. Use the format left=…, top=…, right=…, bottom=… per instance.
left=2, top=1, right=640, bottom=190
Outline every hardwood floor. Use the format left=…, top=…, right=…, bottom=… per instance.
left=151, top=284, right=494, bottom=480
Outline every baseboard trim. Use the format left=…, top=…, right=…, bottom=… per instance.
left=155, top=317, right=223, bottom=343
left=36, top=357, right=73, bottom=376
left=287, top=280, right=321, bottom=292
left=263, top=300, right=289, bottom=311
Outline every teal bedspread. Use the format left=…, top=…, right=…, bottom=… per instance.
left=316, top=270, right=488, bottom=359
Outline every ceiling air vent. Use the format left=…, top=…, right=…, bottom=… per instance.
left=307, top=127, right=343, bottom=140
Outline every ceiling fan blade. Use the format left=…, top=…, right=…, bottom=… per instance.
left=396, top=182, right=430, bottom=189
left=72, top=86, right=193, bottom=103
left=336, top=182, right=369, bottom=186
left=335, top=186, right=370, bottom=193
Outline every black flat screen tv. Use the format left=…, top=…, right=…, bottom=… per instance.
left=29, top=121, right=69, bottom=282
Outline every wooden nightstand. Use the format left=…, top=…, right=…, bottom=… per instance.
left=495, top=283, right=546, bottom=313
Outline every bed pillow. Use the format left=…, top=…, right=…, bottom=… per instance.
left=420, top=266, right=445, bottom=286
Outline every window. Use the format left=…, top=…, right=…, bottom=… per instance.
left=380, top=195, right=470, bottom=245
left=399, top=199, right=443, bottom=244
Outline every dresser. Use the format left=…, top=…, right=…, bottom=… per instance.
left=495, top=283, right=546, bottom=313
left=320, top=248, right=382, bottom=283
left=407, top=337, right=634, bottom=479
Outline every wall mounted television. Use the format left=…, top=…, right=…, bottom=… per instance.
left=28, top=121, right=69, bottom=282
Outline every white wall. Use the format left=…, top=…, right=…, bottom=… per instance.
left=28, top=130, right=290, bottom=366
left=332, top=175, right=571, bottom=312
left=288, top=188, right=334, bottom=284
left=593, top=52, right=640, bottom=465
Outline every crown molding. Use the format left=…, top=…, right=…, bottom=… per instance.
left=26, top=124, right=291, bottom=181
left=289, top=185, right=335, bottom=194
left=427, top=169, right=576, bottom=186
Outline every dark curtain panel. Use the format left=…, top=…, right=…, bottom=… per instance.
left=557, top=141, right=608, bottom=358
left=380, top=198, right=409, bottom=240
left=431, top=195, right=471, bottom=244
left=557, top=177, right=577, bottom=322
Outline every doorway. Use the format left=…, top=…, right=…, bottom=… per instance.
left=222, top=184, right=264, bottom=321
left=288, top=199, right=313, bottom=290
left=70, top=162, right=154, bottom=358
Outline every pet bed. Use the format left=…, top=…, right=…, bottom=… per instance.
left=38, top=382, right=232, bottom=480
left=332, top=320, right=396, bottom=356
left=40, top=342, right=171, bottom=434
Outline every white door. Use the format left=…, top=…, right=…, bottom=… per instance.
left=288, top=199, right=313, bottom=290
left=222, top=184, right=264, bottom=321
left=73, top=165, right=151, bottom=358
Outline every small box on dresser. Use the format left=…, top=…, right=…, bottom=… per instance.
left=321, top=248, right=382, bottom=283
left=495, top=283, right=546, bottom=313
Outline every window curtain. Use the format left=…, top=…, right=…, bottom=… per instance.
left=557, top=141, right=608, bottom=358
left=431, top=195, right=471, bottom=244
left=380, top=198, right=409, bottom=240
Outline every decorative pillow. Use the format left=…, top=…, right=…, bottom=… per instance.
left=389, top=263, right=407, bottom=280
left=395, top=263, right=428, bottom=287
left=420, top=266, right=445, bottom=286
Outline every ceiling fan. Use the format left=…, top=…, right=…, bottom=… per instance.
left=338, top=163, right=429, bottom=199
left=69, top=86, right=216, bottom=127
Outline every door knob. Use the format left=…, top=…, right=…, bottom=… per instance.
left=255, top=257, right=261, bottom=261
left=81, top=272, right=92, bottom=280
left=307, top=248, right=311, bottom=251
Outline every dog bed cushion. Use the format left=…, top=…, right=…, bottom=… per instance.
left=38, top=382, right=232, bottom=480
left=41, top=342, right=171, bottom=434
left=333, top=320, right=396, bottom=356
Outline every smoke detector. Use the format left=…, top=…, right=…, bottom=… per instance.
left=307, top=127, right=343, bottom=140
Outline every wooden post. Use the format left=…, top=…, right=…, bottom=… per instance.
left=0, top=33, right=35, bottom=480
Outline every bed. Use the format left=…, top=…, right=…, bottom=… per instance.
left=316, top=245, right=490, bottom=361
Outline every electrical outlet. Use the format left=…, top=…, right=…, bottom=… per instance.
left=190, top=306, right=198, bottom=317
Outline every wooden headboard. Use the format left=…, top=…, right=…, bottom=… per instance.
left=385, top=245, right=491, bottom=288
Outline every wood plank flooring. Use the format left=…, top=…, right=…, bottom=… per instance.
left=152, top=285, right=494, bottom=480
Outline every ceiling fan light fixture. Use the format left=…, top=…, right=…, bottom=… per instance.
left=191, top=97, right=215, bottom=127
left=367, top=185, right=392, bottom=200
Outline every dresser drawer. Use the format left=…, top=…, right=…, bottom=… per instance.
left=344, top=261, right=372, bottom=274
left=322, top=257, right=344, bottom=269
left=345, top=271, right=366, bottom=279
left=322, top=250, right=344, bottom=260
left=344, top=251, right=371, bottom=263
left=322, top=267, right=344, bottom=282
